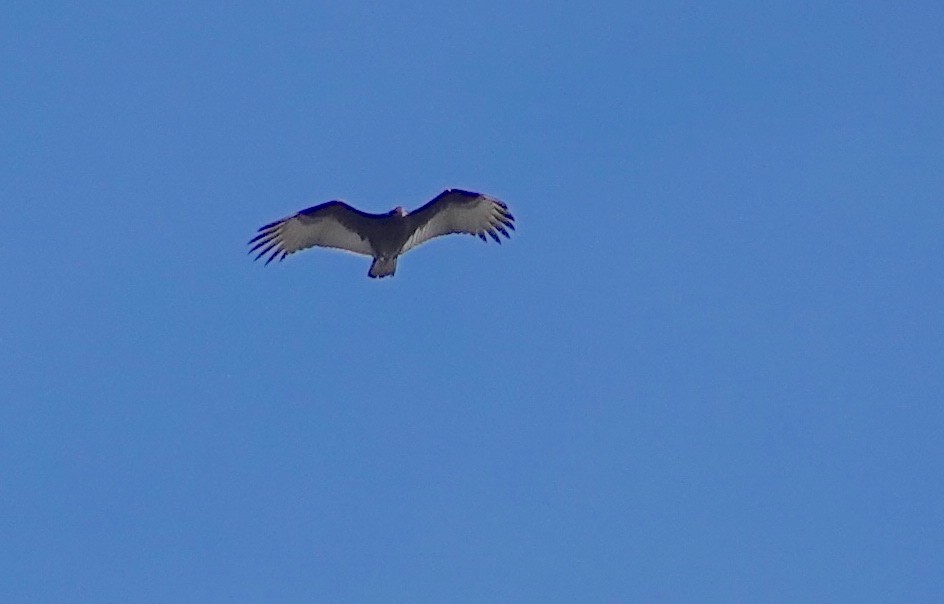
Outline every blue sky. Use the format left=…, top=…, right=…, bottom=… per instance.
left=2, top=1, right=943, bottom=601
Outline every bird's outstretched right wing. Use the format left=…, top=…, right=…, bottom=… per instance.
left=401, top=189, right=515, bottom=253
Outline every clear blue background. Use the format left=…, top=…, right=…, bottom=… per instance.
left=2, top=2, right=942, bottom=601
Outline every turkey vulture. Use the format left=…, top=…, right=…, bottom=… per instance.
left=248, top=189, right=515, bottom=278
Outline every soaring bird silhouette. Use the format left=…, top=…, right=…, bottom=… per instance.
left=249, top=189, right=515, bottom=278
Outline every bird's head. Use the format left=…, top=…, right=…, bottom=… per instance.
left=390, top=206, right=407, bottom=217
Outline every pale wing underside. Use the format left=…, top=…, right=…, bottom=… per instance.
left=248, top=201, right=376, bottom=265
left=401, top=189, right=516, bottom=253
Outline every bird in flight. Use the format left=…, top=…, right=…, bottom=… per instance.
left=248, top=189, right=515, bottom=278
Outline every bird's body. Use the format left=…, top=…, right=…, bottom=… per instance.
left=249, top=189, right=515, bottom=278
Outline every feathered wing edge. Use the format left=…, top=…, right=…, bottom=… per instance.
left=401, top=189, right=516, bottom=253
left=247, top=201, right=377, bottom=265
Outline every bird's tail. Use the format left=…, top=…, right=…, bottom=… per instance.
left=368, top=256, right=397, bottom=278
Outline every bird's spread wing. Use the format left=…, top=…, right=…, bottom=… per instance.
left=248, top=201, right=377, bottom=265
left=401, top=189, right=515, bottom=253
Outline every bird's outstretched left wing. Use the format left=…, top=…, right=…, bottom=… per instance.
left=401, top=189, right=515, bottom=253
left=248, top=201, right=377, bottom=265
